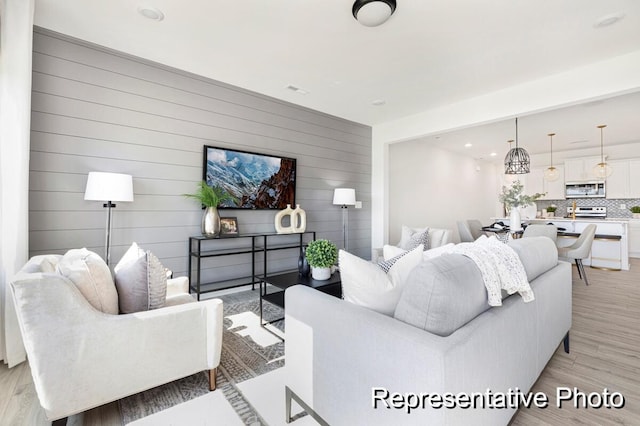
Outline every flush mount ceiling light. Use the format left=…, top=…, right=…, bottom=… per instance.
left=504, top=118, right=530, bottom=174
left=352, top=0, right=397, bottom=27
left=544, top=133, right=560, bottom=182
left=137, top=5, right=164, bottom=21
left=593, top=124, right=613, bottom=178
left=594, top=12, right=625, bottom=28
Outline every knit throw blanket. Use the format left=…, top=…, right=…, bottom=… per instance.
left=447, top=236, right=534, bottom=306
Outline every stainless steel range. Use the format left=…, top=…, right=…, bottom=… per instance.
left=566, top=206, right=607, bottom=218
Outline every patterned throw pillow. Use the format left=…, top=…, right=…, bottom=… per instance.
left=398, top=225, right=430, bottom=251
left=378, top=249, right=413, bottom=273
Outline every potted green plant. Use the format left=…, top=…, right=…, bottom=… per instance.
left=498, top=180, right=545, bottom=231
left=546, top=205, right=557, bottom=218
left=630, top=206, right=640, bottom=219
left=184, top=181, right=235, bottom=237
left=305, top=239, right=338, bottom=280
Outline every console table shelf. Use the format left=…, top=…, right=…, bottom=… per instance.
left=188, top=231, right=316, bottom=300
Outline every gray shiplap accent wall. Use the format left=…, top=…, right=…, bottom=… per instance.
left=29, top=28, right=372, bottom=281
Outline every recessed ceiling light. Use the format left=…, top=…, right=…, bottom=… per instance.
left=594, top=12, right=625, bottom=28
left=464, top=143, right=472, bottom=148
left=490, top=152, right=497, bottom=157
left=285, top=85, right=309, bottom=95
left=371, top=99, right=386, bottom=106
left=137, top=5, right=165, bottom=21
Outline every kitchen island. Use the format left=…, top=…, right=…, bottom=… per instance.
left=497, top=217, right=629, bottom=271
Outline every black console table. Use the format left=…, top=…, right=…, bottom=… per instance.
left=188, top=231, right=316, bottom=300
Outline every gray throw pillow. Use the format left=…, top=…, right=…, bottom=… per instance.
left=114, top=242, right=167, bottom=314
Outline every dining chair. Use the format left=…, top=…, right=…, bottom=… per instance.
left=523, top=224, right=558, bottom=242
left=557, top=224, right=597, bottom=285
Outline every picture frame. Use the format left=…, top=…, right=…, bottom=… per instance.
left=219, top=217, right=239, bottom=237
left=203, top=145, right=296, bottom=209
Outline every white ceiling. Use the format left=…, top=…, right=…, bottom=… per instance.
left=33, top=0, right=640, bottom=127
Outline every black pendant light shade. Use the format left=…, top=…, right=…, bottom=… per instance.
left=352, top=0, right=397, bottom=27
left=504, top=118, right=531, bottom=174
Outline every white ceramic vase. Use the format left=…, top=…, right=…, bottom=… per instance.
left=510, top=207, right=522, bottom=232
left=311, top=266, right=331, bottom=281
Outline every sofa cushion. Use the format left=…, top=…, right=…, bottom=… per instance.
left=398, top=226, right=430, bottom=250
left=340, top=245, right=423, bottom=316
left=393, top=254, right=489, bottom=337
left=508, top=237, right=558, bottom=282
left=114, top=242, right=167, bottom=314
left=56, top=248, right=119, bottom=314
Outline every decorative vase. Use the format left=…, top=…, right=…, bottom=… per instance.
left=311, top=266, right=331, bottom=281
left=202, top=206, right=221, bottom=237
left=510, top=207, right=522, bottom=232
left=291, top=204, right=307, bottom=233
left=275, top=204, right=294, bottom=234
left=298, top=246, right=310, bottom=277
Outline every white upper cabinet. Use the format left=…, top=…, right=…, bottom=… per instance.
left=629, top=160, right=640, bottom=198
left=525, top=166, right=565, bottom=200
left=564, top=156, right=604, bottom=182
left=607, top=159, right=640, bottom=199
left=606, top=160, right=630, bottom=199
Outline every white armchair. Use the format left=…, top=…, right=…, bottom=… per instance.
left=10, top=254, right=223, bottom=423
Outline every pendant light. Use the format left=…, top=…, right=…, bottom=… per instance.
left=593, top=124, right=612, bottom=179
left=504, top=117, right=530, bottom=174
left=544, top=133, right=559, bottom=181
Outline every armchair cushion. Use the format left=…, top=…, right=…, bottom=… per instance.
left=398, top=225, right=430, bottom=250
left=56, top=248, right=118, bottom=315
left=114, top=242, right=167, bottom=314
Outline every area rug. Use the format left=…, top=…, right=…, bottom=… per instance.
left=119, top=289, right=285, bottom=425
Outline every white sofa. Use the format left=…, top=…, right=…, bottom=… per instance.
left=10, top=254, right=223, bottom=422
left=285, top=237, right=572, bottom=425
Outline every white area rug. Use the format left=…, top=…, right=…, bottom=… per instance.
left=126, top=390, right=243, bottom=426
left=237, top=369, right=319, bottom=426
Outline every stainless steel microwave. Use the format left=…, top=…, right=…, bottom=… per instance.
left=565, top=181, right=605, bottom=198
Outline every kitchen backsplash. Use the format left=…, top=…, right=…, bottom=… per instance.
left=536, top=198, right=640, bottom=218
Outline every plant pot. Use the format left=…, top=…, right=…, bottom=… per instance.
left=311, top=266, right=331, bottom=281
left=202, top=206, right=221, bottom=237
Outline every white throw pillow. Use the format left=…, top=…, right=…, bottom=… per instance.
left=382, top=244, right=407, bottom=261
left=422, top=243, right=456, bottom=260
left=56, top=248, right=119, bottom=314
left=114, top=242, right=167, bottom=314
left=340, top=245, right=423, bottom=316
left=397, top=225, right=430, bottom=250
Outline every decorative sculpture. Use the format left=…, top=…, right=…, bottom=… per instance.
left=275, top=204, right=307, bottom=234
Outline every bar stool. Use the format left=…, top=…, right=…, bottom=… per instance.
left=557, top=224, right=597, bottom=285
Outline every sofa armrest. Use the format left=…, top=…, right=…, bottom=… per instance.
left=11, top=272, right=223, bottom=420
left=167, top=276, right=189, bottom=297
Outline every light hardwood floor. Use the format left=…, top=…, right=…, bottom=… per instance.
left=1, top=259, right=639, bottom=425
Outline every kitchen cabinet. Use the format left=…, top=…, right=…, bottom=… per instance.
left=525, top=166, right=565, bottom=200
left=605, top=158, right=640, bottom=199
left=606, top=160, right=629, bottom=199
left=629, top=220, right=640, bottom=258
left=630, top=160, right=640, bottom=198
left=564, top=156, right=603, bottom=182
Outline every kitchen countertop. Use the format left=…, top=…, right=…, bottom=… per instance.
left=511, top=217, right=630, bottom=224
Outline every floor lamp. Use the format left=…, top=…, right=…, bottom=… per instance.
left=84, top=172, right=134, bottom=265
left=333, top=188, right=356, bottom=251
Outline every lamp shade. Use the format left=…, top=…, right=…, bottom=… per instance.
left=84, top=172, right=134, bottom=202
left=332, top=188, right=356, bottom=206
left=352, top=0, right=396, bottom=27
